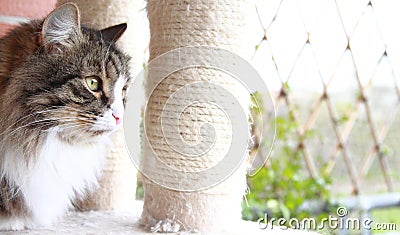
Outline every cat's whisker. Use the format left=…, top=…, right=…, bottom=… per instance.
left=1, top=109, right=64, bottom=133
left=65, top=127, right=91, bottom=139
left=0, top=107, right=85, bottom=138
left=55, top=123, right=91, bottom=132
left=6, top=131, right=43, bottom=164
left=40, top=123, right=82, bottom=132
left=1, top=116, right=89, bottom=140
left=64, top=122, right=114, bottom=137
left=55, top=124, right=98, bottom=142
left=1, top=119, right=58, bottom=140
left=60, top=116, right=95, bottom=123
left=13, top=122, right=90, bottom=158
left=62, top=122, right=103, bottom=132
left=60, top=106, right=99, bottom=116
left=45, top=107, right=96, bottom=117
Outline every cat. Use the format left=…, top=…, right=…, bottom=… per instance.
left=0, top=3, right=131, bottom=230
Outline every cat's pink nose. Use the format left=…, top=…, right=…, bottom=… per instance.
left=112, top=113, right=121, bottom=125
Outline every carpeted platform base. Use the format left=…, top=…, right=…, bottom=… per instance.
left=2, top=201, right=318, bottom=235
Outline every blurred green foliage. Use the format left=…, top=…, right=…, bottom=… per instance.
left=242, top=92, right=335, bottom=228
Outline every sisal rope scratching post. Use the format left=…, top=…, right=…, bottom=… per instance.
left=56, top=0, right=147, bottom=211
left=142, top=0, right=253, bottom=233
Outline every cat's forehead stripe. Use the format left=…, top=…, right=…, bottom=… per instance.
left=104, top=51, right=123, bottom=81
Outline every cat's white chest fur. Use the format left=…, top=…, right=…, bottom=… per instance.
left=1, top=130, right=108, bottom=229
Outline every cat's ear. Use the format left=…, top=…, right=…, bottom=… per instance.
left=41, top=3, right=82, bottom=52
left=100, top=23, right=127, bottom=43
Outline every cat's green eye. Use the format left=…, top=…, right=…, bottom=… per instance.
left=85, top=76, right=101, bottom=92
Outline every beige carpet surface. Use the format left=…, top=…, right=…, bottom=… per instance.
left=2, top=201, right=318, bottom=235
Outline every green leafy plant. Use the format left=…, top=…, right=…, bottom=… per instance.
left=243, top=92, right=335, bottom=228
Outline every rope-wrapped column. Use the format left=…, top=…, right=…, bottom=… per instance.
left=57, top=0, right=147, bottom=210
left=142, top=0, right=252, bottom=232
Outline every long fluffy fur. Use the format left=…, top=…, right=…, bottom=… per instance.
left=0, top=3, right=131, bottom=230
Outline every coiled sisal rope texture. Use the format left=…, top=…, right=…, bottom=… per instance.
left=142, top=0, right=252, bottom=232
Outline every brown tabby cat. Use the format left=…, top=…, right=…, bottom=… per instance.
left=0, top=3, right=131, bottom=230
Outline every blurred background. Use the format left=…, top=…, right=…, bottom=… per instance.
left=244, top=0, right=400, bottom=234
